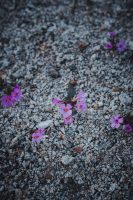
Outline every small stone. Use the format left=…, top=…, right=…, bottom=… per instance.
left=64, top=54, right=74, bottom=61
left=119, top=93, right=132, bottom=105
left=69, top=65, right=77, bottom=71
left=92, top=45, right=100, bottom=51
left=109, top=183, right=117, bottom=192
left=48, top=68, right=60, bottom=78
left=0, top=186, right=4, bottom=192
left=0, top=70, right=6, bottom=79
left=128, top=41, right=133, bottom=50
left=43, top=171, right=53, bottom=180
left=61, top=155, right=74, bottom=165
left=103, top=20, right=111, bottom=29
left=77, top=177, right=84, bottom=184
left=2, top=59, right=10, bottom=67
left=10, top=136, right=19, bottom=147
left=37, top=120, right=53, bottom=128
left=73, top=146, right=83, bottom=154
left=15, top=189, right=22, bottom=200
left=90, top=54, right=97, bottom=60
left=79, top=42, right=87, bottom=52
left=59, top=132, right=65, bottom=140
left=37, top=61, right=44, bottom=66
left=98, top=101, right=103, bottom=107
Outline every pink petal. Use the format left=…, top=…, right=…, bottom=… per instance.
left=67, top=104, right=72, bottom=109
left=63, top=110, right=72, bottom=118
left=118, top=117, right=123, bottom=124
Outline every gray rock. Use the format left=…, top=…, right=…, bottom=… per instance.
left=10, top=136, right=19, bottom=147
left=37, top=120, right=53, bottom=128
left=61, top=155, right=74, bottom=165
left=15, top=189, right=22, bottom=200
left=119, top=93, right=132, bottom=105
left=109, top=183, right=117, bottom=192
left=98, top=101, right=103, bottom=107
left=90, top=54, right=97, bottom=60
left=1, top=59, right=10, bottom=68
left=128, top=41, right=133, bottom=50
left=0, top=186, right=4, bottom=192
left=48, top=68, right=60, bottom=78
left=92, top=45, right=100, bottom=51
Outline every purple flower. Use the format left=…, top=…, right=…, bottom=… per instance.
left=11, top=85, right=23, bottom=102
left=1, top=95, right=15, bottom=107
left=59, top=104, right=73, bottom=125
left=64, top=113, right=73, bottom=125
left=32, top=128, right=45, bottom=142
left=105, top=42, right=113, bottom=49
left=107, top=32, right=116, bottom=37
left=76, top=91, right=87, bottom=112
left=116, top=39, right=126, bottom=52
left=60, top=104, right=72, bottom=117
left=76, top=91, right=86, bottom=100
left=110, top=115, right=123, bottom=129
left=52, top=98, right=62, bottom=106
left=76, top=102, right=87, bottom=112
left=124, top=124, right=133, bottom=133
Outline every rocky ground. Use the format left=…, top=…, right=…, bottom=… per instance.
left=0, top=0, right=133, bottom=199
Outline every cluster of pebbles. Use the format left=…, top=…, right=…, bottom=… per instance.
left=0, top=0, right=133, bottom=199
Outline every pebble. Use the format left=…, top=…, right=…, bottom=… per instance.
left=37, top=120, right=53, bottom=128
left=119, top=93, right=132, bottom=105
left=109, top=183, right=117, bottom=192
left=128, top=41, right=133, bottom=50
left=15, top=189, right=22, bottom=200
left=48, top=68, right=60, bottom=78
left=61, top=155, right=74, bottom=165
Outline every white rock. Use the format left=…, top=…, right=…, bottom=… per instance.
left=98, top=101, right=103, bottom=107
left=37, top=120, right=53, bottom=128
left=92, top=45, right=100, bottom=51
left=10, top=136, right=19, bottom=147
left=91, top=54, right=97, bottom=60
left=119, top=93, right=132, bottom=105
left=128, top=41, right=133, bottom=50
left=109, top=183, right=117, bottom=192
left=61, top=155, right=74, bottom=165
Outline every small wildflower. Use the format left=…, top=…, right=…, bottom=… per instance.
left=52, top=98, right=62, bottom=106
left=1, top=95, right=14, bottom=107
left=52, top=90, right=87, bottom=125
left=107, top=31, right=116, bottom=37
left=116, top=39, right=126, bottom=52
left=32, top=128, right=45, bottom=142
left=76, top=91, right=86, bottom=100
left=11, top=85, right=23, bottom=102
left=64, top=113, right=73, bottom=125
left=59, top=104, right=73, bottom=125
left=105, top=42, right=113, bottom=49
left=124, top=124, right=133, bottom=133
left=60, top=104, right=72, bottom=117
left=76, top=91, right=87, bottom=112
left=76, top=102, right=87, bottom=112
left=110, top=115, right=123, bottom=129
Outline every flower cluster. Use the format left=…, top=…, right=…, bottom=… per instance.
left=105, top=31, right=126, bottom=52
left=32, top=128, right=45, bottom=142
left=52, top=91, right=87, bottom=125
left=110, top=115, right=123, bottom=129
left=60, top=104, right=73, bottom=124
left=110, top=114, right=133, bottom=134
left=75, top=91, right=87, bottom=112
left=1, top=84, right=23, bottom=107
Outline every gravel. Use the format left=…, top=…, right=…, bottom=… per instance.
left=0, top=0, right=133, bottom=199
